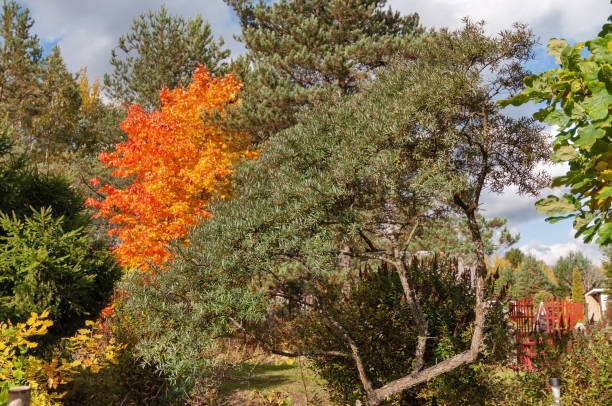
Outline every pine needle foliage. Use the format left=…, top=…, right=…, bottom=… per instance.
left=104, top=5, right=230, bottom=111
left=220, top=0, right=422, bottom=142
left=0, top=1, right=110, bottom=162
left=0, top=0, right=43, bottom=132
left=124, top=22, right=549, bottom=401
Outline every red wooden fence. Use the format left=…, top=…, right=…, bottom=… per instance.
left=508, top=297, right=583, bottom=370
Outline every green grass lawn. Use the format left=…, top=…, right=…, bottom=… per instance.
left=219, top=357, right=331, bottom=405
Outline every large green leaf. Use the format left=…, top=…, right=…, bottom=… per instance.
left=535, top=195, right=577, bottom=216
left=597, top=63, right=612, bottom=87
left=551, top=145, right=580, bottom=161
left=585, top=83, right=612, bottom=120
left=573, top=211, right=597, bottom=230
left=596, top=221, right=612, bottom=245
left=596, top=185, right=612, bottom=198
left=547, top=214, right=574, bottom=224
left=500, top=92, right=532, bottom=107
left=542, top=109, right=570, bottom=126
left=588, top=33, right=612, bottom=64
left=575, top=125, right=605, bottom=148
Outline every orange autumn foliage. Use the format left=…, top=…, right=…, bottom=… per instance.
left=86, top=66, right=255, bottom=271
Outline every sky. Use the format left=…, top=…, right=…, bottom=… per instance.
left=18, top=0, right=611, bottom=266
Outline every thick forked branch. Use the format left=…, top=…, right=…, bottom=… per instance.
left=391, top=220, right=428, bottom=373
left=361, top=119, right=493, bottom=406
left=394, top=253, right=428, bottom=373
left=365, top=252, right=486, bottom=406
left=325, top=315, right=376, bottom=397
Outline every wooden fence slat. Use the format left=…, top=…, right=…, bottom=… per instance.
left=509, top=297, right=584, bottom=371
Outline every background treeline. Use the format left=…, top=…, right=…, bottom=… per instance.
left=493, top=248, right=605, bottom=304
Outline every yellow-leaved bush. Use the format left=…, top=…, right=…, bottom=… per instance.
left=0, top=311, right=123, bottom=406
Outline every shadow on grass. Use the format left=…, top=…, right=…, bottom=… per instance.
left=220, top=362, right=300, bottom=393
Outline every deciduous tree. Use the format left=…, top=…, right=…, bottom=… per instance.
left=124, top=21, right=549, bottom=404
left=89, top=66, right=254, bottom=271
left=502, top=15, right=612, bottom=246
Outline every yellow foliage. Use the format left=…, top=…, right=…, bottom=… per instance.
left=542, top=263, right=558, bottom=287
left=0, top=312, right=124, bottom=405
left=489, top=254, right=512, bottom=274
left=77, top=67, right=101, bottom=115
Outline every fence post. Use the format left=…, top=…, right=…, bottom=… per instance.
left=7, top=385, right=30, bottom=406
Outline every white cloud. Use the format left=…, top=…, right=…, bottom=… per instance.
left=480, top=161, right=568, bottom=224
left=21, top=0, right=609, bottom=86
left=389, top=0, right=609, bottom=42
left=519, top=226, right=604, bottom=266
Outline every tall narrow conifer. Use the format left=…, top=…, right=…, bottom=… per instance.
left=572, top=267, right=585, bottom=302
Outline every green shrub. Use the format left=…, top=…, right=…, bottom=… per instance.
left=559, top=324, right=612, bottom=404
left=0, top=207, right=120, bottom=346
left=63, top=295, right=184, bottom=406
left=518, top=321, right=612, bottom=405
left=295, top=259, right=510, bottom=405
left=476, top=316, right=612, bottom=406
left=0, top=129, right=88, bottom=232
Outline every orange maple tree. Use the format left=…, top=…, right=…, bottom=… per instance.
left=86, top=66, right=254, bottom=271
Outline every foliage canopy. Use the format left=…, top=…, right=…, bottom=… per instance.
left=502, top=15, right=612, bottom=246
left=124, top=21, right=548, bottom=405
left=220, top=0, right=422, bottom=142
left=89, top=67, right=255, bottom=271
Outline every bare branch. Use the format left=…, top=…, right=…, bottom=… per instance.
left=359, top=229, right=379, bottom=252
left=324, top=315, right=376, bottom=396
left=228, top=317, right=350, bottom=359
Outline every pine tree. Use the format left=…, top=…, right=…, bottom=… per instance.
left=516, top=256, right=555, bottom=298
left=0, top=2, right=100, bottom=161
left=31, top=45, right=82, bottom=161
left=74, top=67, right=126, bottom=154
left=553, top=251, right=602, bottom=298
left=221, top=0, right=422, bottom=142
left=504, top=248, right=525, bottom=268
left=572, top=266, right=584, bottom=302
left=104, top=6, right=230, bottom=111
left=0, top=0, right=44, bottom=134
